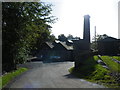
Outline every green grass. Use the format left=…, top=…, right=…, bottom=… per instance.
left=0, top=68, right=28, bottom=88
left=0, top=77, right=2, bottom=89
left=71, top=56, right=97, bottom=78
left=69, top=56, right=120, bottom=88
left=101, top=56, right=120, bottom=72
left=69, top=56, right=110, bottom=80
left=112, top=56, right=120, bottom=61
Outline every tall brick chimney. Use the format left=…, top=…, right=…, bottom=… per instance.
left=83, top=15, right=90, bottom=42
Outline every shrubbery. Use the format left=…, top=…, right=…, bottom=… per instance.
left=2, top=2, right=56, bottom=72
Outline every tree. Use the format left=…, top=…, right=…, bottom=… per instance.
left=48, top=34, right=56, bottom=42
left=58, top=34, right=67, bottom=42
left=67, top=34, right=80, bottom=40
left=67, top=34, right=74, bottom=40
left=74, top=36, right=80, bottom=40
left=92, top=34, right=109, bottom=42
left=91, top=34, right=109, bottom=50
left=58, top=34, right=80, bottom=41
left=2, top=2, right=56, bottom=72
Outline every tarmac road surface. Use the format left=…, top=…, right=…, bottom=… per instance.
left=5, top=61, right=106, bottom=88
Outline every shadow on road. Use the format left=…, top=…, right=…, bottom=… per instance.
left=63, top=73, right=80, bottom=79
left=31, top=58, right=72, bottom=64
left=42, top=59, right=67, bottom=63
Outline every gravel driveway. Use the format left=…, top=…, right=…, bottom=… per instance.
left=5, top=61, right=106, bottom=88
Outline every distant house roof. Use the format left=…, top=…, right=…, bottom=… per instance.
left=68, top=40, right=73, bottom=43
left=98, top=37, right=118, bottom=42
left=59, top=42, right=73, bottom=50
left=45, top=42, right=54, bottom=49
left=54, top=40, right=60, bottom=43
left=44, top=40, right=73, bottom=51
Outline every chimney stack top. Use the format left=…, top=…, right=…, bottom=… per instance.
left=84, top=15, right=90, bottom=18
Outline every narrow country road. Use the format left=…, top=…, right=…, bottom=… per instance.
left=5, top=61, right=105, bottom=88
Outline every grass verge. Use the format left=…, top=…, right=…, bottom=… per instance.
left=69, top=56, right=120, bottom=88
left=0, top=67, right=28, bottom=88
left=101, top=56, right=120, bottom=72
left=112, top=56, right=120, bottom=61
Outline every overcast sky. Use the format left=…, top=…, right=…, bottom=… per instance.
left=41, top=0, right=119, bottom=40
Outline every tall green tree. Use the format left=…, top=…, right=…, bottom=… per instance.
left=58, top=34, right=67, bottom=42
left=48, top=34, right=56, bottom=42
left=91, top=34, right=109, bottom=50
left=2, top=2, right=56, bottom=72
left=67, top=34, right=74, bottom=40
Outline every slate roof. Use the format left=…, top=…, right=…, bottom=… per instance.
left=67, top=40, right=73, bottom=43
left=45, top=42, right=54, bottom=49
left=98, top=37, right=118, bottom=42
left=54, top=40, right=60, bottom=43
left=45, top=40, right=73, bottom=50
left=59, top=42, right=73, bottom=50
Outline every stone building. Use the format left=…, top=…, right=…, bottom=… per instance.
left=37, top=40, right=73, bottom=61
left=37, top=15, right=91, bottom=63
left=98, top=37, right=120, bottom=55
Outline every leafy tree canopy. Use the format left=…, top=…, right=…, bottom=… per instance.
left=92, top=34, right=109, bottom=42
left=58, top=34, right=67, bottom=42
left=91, top=34, right=109, bottom=50
left=2, top=2, right=56, bottom=72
